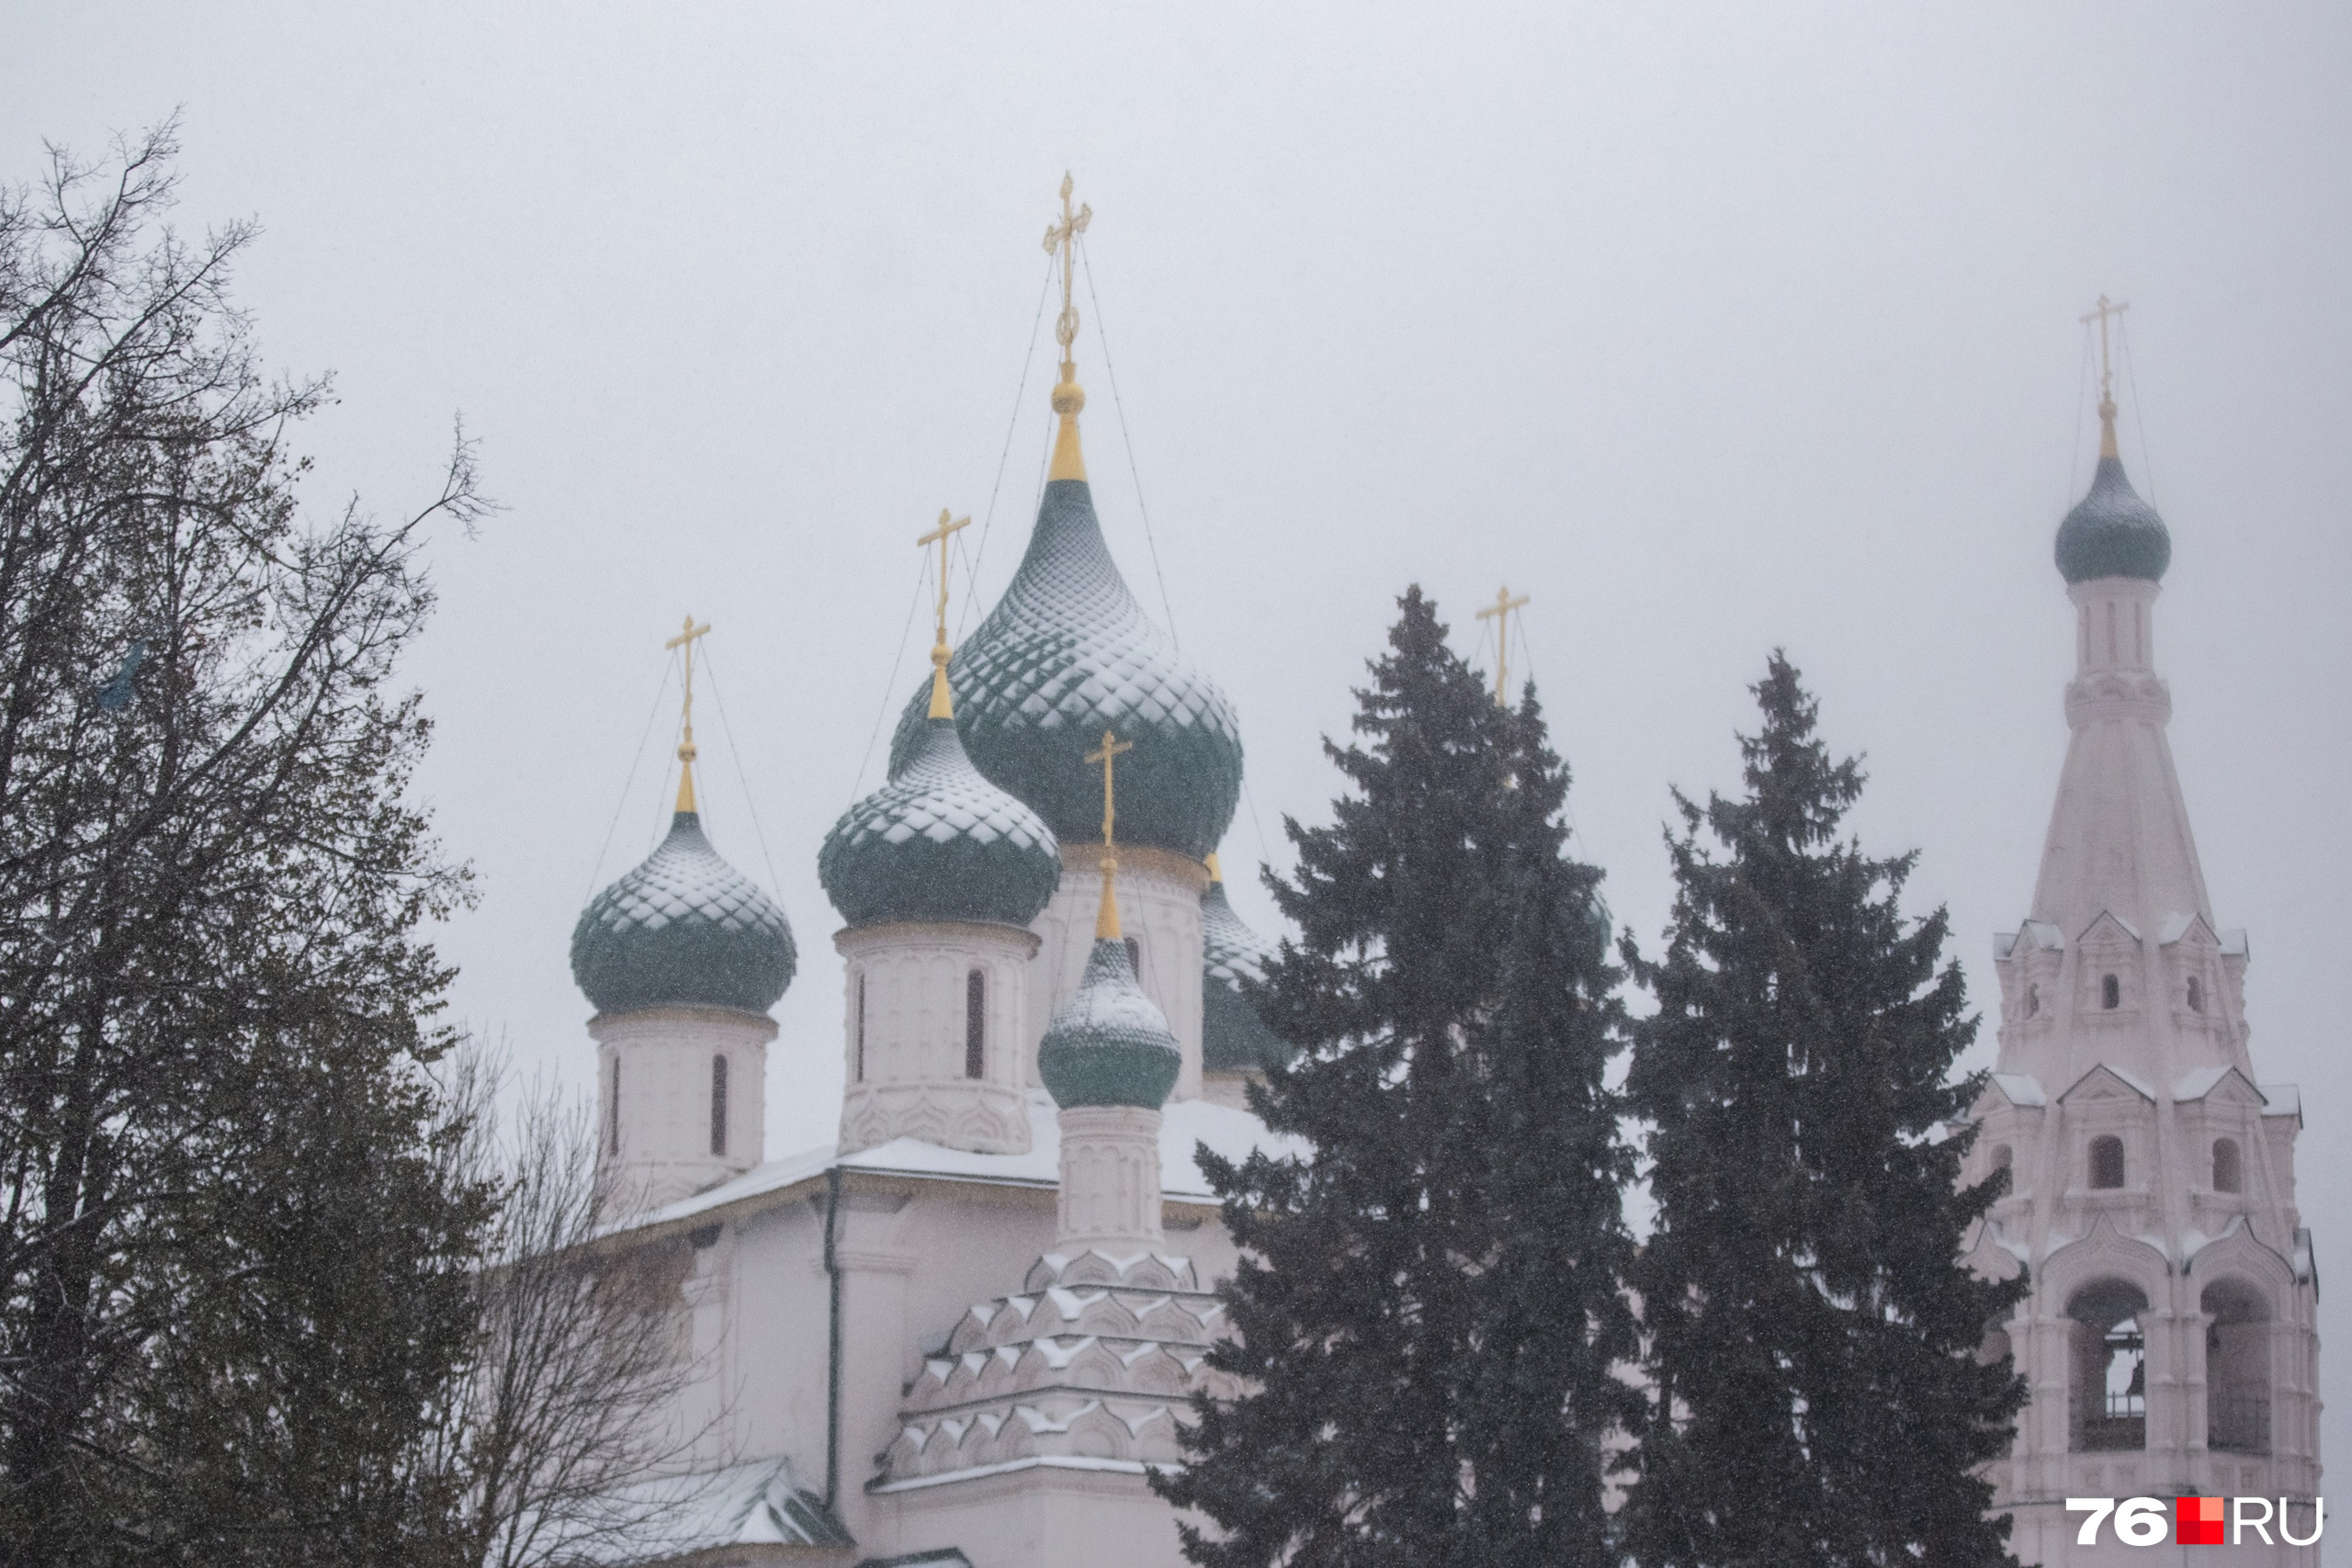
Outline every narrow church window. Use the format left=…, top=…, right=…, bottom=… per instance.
left=608, top=1056, right=621, bottom=1156
left=1992, top=1144, right=2013, bottom=1176
left=710, top=1054, right=728, bottom=1156
left=2101, top=973, right=2120, bottom=1010
left=2089, top=1134, right=2126, bottom=1190
left=1124, top=936, right=1142, bottom=979
left=854, top=973, right=867, bottom=1082
left=2212, top=1137, right=2243, bottom=1194
left=2187, top=975, right=2204, bottom=1013
left=966, top=970, right=986, bottom=1079
left=2027, top=983, right=2040, bottom=1018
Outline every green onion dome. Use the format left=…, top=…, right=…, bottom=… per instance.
left=1036, top=938, right=1182, bottom=1111
left=819, top=716, right=1061, bottom=928
left=571, top=812, right=796, bottom=1016
left=2056, top=453, right=2170, bottom=584
left=887, top=479, right=1243, bottom=860
left=1201, top=874, right=1289, bottom=1074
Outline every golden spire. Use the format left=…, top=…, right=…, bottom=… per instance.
left=917, top=508, right=971, bottom=719
left=1041, top=172, right=1093, bottom=483
left=1205, top=852, right=1224, bottom=886
left=664, top=614, right=713, bottom=813
left=2080, top=294, right=2131, bottom=460
left=1475, top=585, right=1531, bottom=707
left=1084, top=728, right=1135, bottom=940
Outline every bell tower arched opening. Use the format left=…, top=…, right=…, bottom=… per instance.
left=2068, top=1278, right=2149, bottom=1451
left=2201, top=1278, right=2271, bottom=1455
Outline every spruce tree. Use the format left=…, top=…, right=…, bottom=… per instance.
left=1621, top=655, right=2027, bottom=1568
left=1157, top=587, right=1639, bottom=1568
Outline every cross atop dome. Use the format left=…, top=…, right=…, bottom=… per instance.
left=2080, top=293, right=2130, bottom=459
left=1043, top=173, right=1093, bottom=482
left=918, top=509, right=970, bottom=719
left=664, top=613, right=711, bottom=812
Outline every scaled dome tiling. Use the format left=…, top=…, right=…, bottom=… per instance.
left=819, top=717, right=1061, bottom=929
left=888, top=479, right=1243, bottom=860
left=2056, top=456, right=2171, bottom=584
left=1201, top=881, right=1289, bottom=1075
left=571, top=812, right=796, bottom=1017
left=1036, top=938, right=1182, bottom=1111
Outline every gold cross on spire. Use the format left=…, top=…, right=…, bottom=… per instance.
left=1041, top=173, right=1093, bottom=481
left=2079, top=293, right=2131, bottom=458
left=1042, top=172, right=1092, bottom=373
left=918, top=508, right=970, bottom=719
left=1475, top=585, right=1531, bottom=707
left=1084, top=728, right=1135, bottom=940
left=665, top=614, right=712, bottom=813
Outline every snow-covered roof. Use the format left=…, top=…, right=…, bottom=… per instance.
left=2221, top=928, right=2249, bottom=957
left=612, top=1091, right=1302, bottom=1236
left=1994, top=921, right=2064, bottom=961
left=1989, top=1072, right=2046, bottom=1108
left=529, top=1454, right=848, bottom=1565
left=2173, top=1065, right=2233, bottom=1102
left=2157, top=910, right=2199, bottom=945
left=2261, top=1084, right=2301, bottom=1121
left=2058, top=1063, right=2155, bottom=1102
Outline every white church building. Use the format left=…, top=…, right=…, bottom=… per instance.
left=555, top=212, right=2319, bottom=1565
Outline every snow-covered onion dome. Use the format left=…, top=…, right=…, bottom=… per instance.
left=1036, top=859, right=1182, bottom=1110
left=819, top=712, right=1060, bottom=929
left=887, top=365, right=1242, bottom=861
left=1200, top=853, right=1288, bottom=1075
left=2055, top=382, right=2170, bottom=584
left=571, top=809, right=796, bottom=1017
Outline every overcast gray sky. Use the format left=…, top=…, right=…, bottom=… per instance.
left=11, top=0, right=2347, bottom=1474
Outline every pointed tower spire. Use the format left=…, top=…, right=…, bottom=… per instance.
left=664, top=614, right=712, bottom=813
left=1042, top=172, right=1093, bottom=483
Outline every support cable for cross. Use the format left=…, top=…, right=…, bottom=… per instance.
left=847, top=557, right=933, bottom=800
left=1077, top=237, right=1185, bottom=650
left=699, top=643, right=787, bottom=900
left=585, top=660, right=674, bottom=902
left=958, top=256, right=1058, bottom=640
left=2120, top=321, right=2156, bottom=504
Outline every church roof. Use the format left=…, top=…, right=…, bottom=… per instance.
left=820, top=716, right=1060, bottom=929
left=1036, top=938, right=1182, bottom=1110
left=2056, top=454, right=2171, bottom=584
left=1201, top=876, right=1289, bottom=1074
left=887, top=476, right=1243, bottom=859
left=571, top=811, right=796, bottom=1016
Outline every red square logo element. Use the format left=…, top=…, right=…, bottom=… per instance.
left=2174, top=1495, right=2224, bottom=1546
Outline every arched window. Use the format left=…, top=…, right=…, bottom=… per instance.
left=608, top=1056, right=622, bottom=1156
left=1124, top=936, right=1143, bottom=980
left=854, top=972, right=867, bottom=1083
left=965, top=970, right=986, bottom=1080
left=2187, top=975, right=2205, bottom=1013
left=2026, top=983, right=2041, bottom=1018
left=1991, top=1144, right=2014, bottom=1186
left=709, top=1054, right=729, bottom=1156
left=2212, top=1137, right=2243, bottom=1195
left=2202, top=1279, right=2270, bottom=1454
left=2068, top=1279, right=2149, bottom=1451
left=2101, top=973, right=2121, bottom=1010
left=2089, top=1134, right=2126, bottom=1190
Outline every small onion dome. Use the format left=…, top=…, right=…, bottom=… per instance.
left=1201, top=874, right=1288, bottom=1074
left=1036, top=939, right=1182, bottom=1110
left=571, top=811, right=796, bottom=1016
left=2056, top=454, right=2171, bottom=584
left=819, top=717, right=1061, bottom=928
left=888, top=479, right=1244, bottom=860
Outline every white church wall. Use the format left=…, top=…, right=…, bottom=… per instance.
left=591, top=1006, right=775, bottom=1210
left=836, top=922, right=1041, bottom=1156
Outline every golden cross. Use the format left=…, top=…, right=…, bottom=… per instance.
left=2079, top=294, right=2130, bottom=402
left=1084, top=728, right=1135, bottom=848
left=664, top=614, right=712, bottom=811
left=917, top=509, right=971, bottom=645
left=1041, top=172, right=1092, bottom=368
left=1475, top=585, right=1531, bottom=707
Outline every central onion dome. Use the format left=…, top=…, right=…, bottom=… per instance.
left=2056, top=397, right=2171, bottom=584
left=1201, top=856, right=1289, bottom=1074
left=888, top=346, right=1242, bottom=859
left=820, top=715, right=1061, bottom=928
left=571, top=810, right=797, bottom=1016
